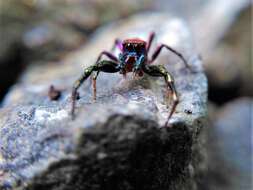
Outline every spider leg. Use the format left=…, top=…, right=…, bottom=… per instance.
left=71, top=60, right=120, bottom=119
left=92, top=42, right=123, bottom=97
left=142, top=64, right=179, bottom=127
left=92, top=71, right=100, bottom=101
left=89, top=49, right=121, bottom=100
left=148, top=44, right=191, bottom=70
left=111, top=38, right=123, bottom=52
left=95, top=51, right=118, bottom=64
left=146, top=31, right=155, bottom=53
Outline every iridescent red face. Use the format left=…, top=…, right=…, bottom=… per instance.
left=122, top=38, right=146, bottom=53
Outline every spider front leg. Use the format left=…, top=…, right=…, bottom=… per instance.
left=71, top=60, right=120, bottom=119
left=142, top=64, right=179, bottom=127
left=149, top=44, right=192, bottom=70
left=92, top=50, right=119, bottom=98
left=92, top=71, right=100, bottom=101
left=91, top=39, right=123, bottom=98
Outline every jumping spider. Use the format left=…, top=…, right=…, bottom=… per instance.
left=71, top=32, right=192, bottom=126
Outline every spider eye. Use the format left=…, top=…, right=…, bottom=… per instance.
left=125, top=43, right=132, bottom=51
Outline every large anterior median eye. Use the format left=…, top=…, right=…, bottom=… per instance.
left=134, top=44, right=145, bottom=53
left=126, top=43, right=132, bottom=51
left=123, top=42, right=146, bottom=52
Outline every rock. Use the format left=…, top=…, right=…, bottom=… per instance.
left=0, top=13, right=207, bottom=190
left=0, top=0, right=153, bottom=102
left=205, top=98, right=252, bottom=190
left=190, top=0, right=252, bottom=104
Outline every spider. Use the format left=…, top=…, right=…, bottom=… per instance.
left=71, top=32, right=192, bottom=126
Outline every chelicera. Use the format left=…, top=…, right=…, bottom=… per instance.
left=71, top=32, right=192, bottom=126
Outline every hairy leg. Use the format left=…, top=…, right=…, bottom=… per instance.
left=71, top=60, right=120, bottom=119
left=148, top=44, right=191, bottom=70
left=142, top=64, right=179, bottom=126
left=146, top=32, right=155, bottom=53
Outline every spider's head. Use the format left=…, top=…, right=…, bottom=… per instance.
left=122, top=38, right=146, bottom=54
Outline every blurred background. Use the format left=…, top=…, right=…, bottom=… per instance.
left=0, top=0, right=252, bottom=189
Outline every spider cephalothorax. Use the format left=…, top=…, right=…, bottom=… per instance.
left=71, top=32, right=192, bottom=126
left=117, top=38, right=147, bottom=76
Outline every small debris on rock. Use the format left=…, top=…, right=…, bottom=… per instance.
left=184, top=109, right=192, bottom=114
left=48, top=85, right=61, bottom=100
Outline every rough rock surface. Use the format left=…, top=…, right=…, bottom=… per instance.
left=0, top=13, right=207, bottom=190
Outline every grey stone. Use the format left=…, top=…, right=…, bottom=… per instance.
left=0, top=13, right=207, bottom=190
